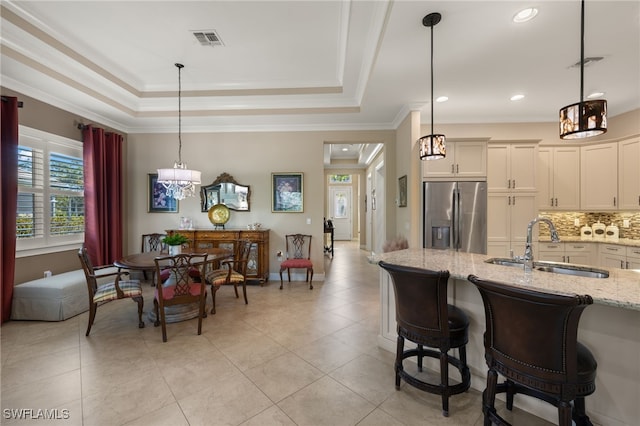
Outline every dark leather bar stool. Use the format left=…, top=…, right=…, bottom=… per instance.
left=379, top=261, right=471, bottom=417
left=467, top=275, right=597, bottom=426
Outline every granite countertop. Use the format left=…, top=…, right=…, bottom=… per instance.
left=539, top=236, right=640, bottom=248
left=374, top=248, right=640, bottom=311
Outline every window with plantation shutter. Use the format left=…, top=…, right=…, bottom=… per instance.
left=16, top=126, right=84, bottom=255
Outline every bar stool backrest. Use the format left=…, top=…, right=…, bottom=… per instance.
left=380, top=261, right=451, bottom=350
left=467, top=274, right=593, bottom=394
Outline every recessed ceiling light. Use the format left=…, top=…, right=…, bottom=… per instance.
left=513, top=8, right=538, bottom=23
left=341, top=147, right=349, bottom=151
left=587, top=92, right=605, bottom=99
left=510, top=94, right=525, bottom=101
left=436, top=96, right=449, bottom=103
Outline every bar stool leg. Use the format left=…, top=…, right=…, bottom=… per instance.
left=484, top=369, right=498, bottom=426
left=395, top=335, right=404, bottom=389
left=440, top=352, right=450, bottom=417
left=559, top=401, right=572, bottom=426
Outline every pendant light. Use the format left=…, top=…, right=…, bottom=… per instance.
left=157, top=63, right=201, bottom=200
left=559, top=0, right=607, bottom=140
left=418, top=12, right=446, bottom=160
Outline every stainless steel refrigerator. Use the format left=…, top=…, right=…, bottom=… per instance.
left=423, top=181, right=487, bottom=254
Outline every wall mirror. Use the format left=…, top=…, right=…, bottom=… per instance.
left=201, top=172, right=250, bottom=212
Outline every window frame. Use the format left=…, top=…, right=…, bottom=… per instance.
left=16, top=126, right=84, bottom=257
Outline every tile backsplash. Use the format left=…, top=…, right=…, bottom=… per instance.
left=538, top=212, right=640, bottom=239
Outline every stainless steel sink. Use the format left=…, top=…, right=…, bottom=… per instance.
left=484, top=258, right=609, bottom=279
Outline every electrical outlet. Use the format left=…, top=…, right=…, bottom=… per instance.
left=306, top=218, right=311, bottom=225
left=623, top=219, right=630, bottom=228
left=44, top=270, right=52, bottom=278
left=574, top=218, right=580, bottom=227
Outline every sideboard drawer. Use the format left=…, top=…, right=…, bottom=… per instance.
left=241, top=231, right=267, bottom=241
left=198, top=231, right=240, bottom=240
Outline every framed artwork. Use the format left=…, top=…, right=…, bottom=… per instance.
left=148, top=173, right=178, bottom=213
left=398, top=175, right=407, bottom=207
left=272, top=172, right=303, bottom=212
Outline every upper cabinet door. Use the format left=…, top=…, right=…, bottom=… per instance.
left=423, top=141, right=487, bottom=180
left=487, top=143, right=537, bottom=192
left=539, top=146, right=580, bottom=210
left=618, top=137, right=640, bottom=210
left=581, top=142, right=618, bottom=210
left=509, top=144, right=537, bottom=192
left=552, top=147, right=580, bottom=210
left=455, top=141, right=487, bottom=178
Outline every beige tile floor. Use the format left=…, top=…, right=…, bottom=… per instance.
left=1, top=241, right=553, bottom=425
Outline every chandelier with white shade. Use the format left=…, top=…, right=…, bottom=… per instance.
left=157, top=63, right=201, bottom=200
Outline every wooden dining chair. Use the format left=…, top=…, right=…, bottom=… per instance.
left=204, top=239, right=253, bottom=314
left=78, top=247, right=144, bottom=336
left=141, top=233, right=166, bottom=284
left=280, top=234, right=313, bottom=289
left=153, top=253, right=208, bottom=342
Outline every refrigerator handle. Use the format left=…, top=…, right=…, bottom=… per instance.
left=455, top=188, right=461, bottom=250
left=451, top=188, right=457, bottom=250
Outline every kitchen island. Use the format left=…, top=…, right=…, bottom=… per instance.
left=376, top=248, right=639, bottom=426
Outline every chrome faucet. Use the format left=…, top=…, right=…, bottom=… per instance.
left=522, top=217, right=560, bottom=270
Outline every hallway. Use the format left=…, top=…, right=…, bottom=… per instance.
left=1, top=241, right=552, bottom=425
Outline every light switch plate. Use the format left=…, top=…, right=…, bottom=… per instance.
left=306, top=218, right=311, bottom=225
left=623, top=219, right=630, bottom=228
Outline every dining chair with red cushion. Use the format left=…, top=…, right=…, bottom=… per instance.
left=153, top=253, right=208, bottom=342
left=279, top=234, right=313, bottom=289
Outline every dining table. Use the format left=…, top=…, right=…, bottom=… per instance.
left=114, top=247, right=232, bottom=323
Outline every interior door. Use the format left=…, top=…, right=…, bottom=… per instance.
left=329, top=186, right=352, bottom=240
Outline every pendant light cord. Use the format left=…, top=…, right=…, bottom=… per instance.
left=580, top=0, right=585, bottom=103
left=430, top=22, right=435, bottom=139
left=176, top=63, right=184, bottom=164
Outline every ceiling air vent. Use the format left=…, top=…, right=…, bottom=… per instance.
left=192, top=30, right=224, bottom=47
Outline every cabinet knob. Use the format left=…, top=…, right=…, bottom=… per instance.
left=512, top=179, right=516, bottom=189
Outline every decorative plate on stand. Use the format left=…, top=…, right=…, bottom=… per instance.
left=208, top=203, right=230, bottom=229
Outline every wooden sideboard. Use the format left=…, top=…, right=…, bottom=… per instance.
left=166, top=229, right=269, bottom=283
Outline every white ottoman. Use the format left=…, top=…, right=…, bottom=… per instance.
left=11, top=268, right=120, bottom=321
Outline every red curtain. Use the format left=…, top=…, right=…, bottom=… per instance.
left=83, top=125, right=124, bottom=266
left=1, top=97, right=19, bottom=323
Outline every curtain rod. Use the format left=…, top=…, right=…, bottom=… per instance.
left=1, top=96, right=23, bottom=108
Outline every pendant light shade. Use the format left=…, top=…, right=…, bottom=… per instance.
left=157, top=63, right=201, bottom=200
left=559, top=0, right=607, bottom=140
left=419, top=12, right=446, bottom=160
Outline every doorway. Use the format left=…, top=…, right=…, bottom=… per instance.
left=329, top=186, right=352, bottom=240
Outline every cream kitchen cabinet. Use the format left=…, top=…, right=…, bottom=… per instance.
left=422, top=141, right=487, bottom=179
left=581, top=142, right=618, bottom=210
left=618, top=137, right=640, bottom=210
left=538, top=242, right=594, bottom=265
left=538, top=146, right=580, bottom=210
left=487, top=142, right=537, bottom=192
left=598, top=244, right=626, bottom=269
left=487, top=192, right=537, bottom=257
left=625, top=246, right=640, bottom=269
